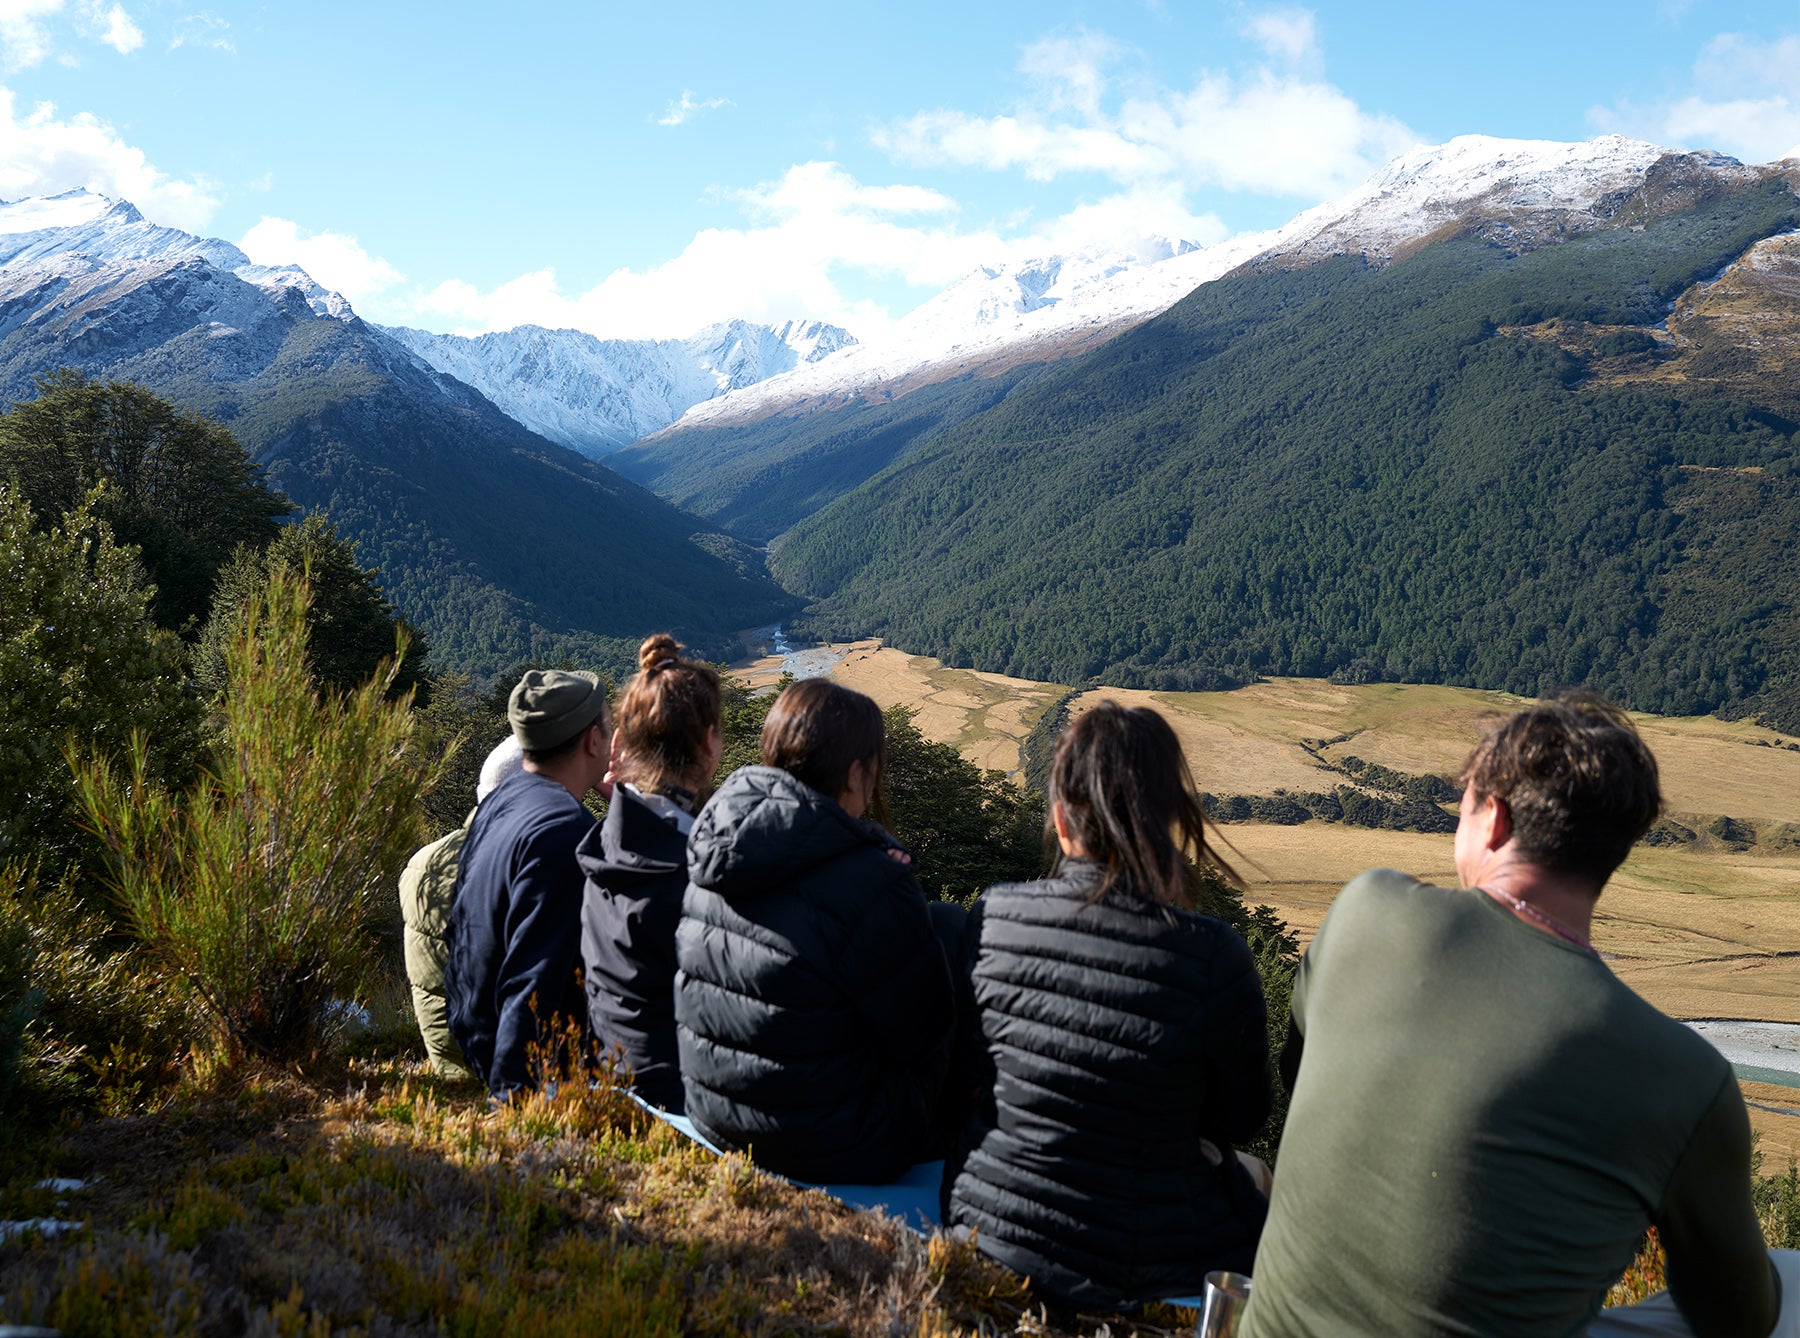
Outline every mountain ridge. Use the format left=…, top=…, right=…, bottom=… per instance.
left=0, top=189, right=794, bottom=681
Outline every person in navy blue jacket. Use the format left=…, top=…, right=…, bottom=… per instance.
left=447, top=669, right=611, bottom=1099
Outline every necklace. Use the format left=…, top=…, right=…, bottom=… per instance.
left=1481, top=886, right=1597, bottom=956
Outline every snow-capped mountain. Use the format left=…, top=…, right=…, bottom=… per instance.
left=381, top=318, right=856, bottom=457
left=0, top=187, right=791, bottom=677
left=663, top=134, right=1785, bottom=433
left=0, top=187, right=356, bottom=319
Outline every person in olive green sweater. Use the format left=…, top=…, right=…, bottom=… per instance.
left=398, top=735, right=523, bottom=1078
left=1242, top=690, right=1785, bottom=1338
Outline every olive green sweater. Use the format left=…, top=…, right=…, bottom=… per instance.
left=1242, top=869, right=1777, bottom=1338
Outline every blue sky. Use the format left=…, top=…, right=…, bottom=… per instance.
left=1, top=1, right=1796, bottom=340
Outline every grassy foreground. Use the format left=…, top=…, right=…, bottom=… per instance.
left=0, top=1054, right=1212, bottom=1337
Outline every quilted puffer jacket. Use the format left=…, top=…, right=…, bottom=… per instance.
left=675, top=765, right=955, bottom=1182
left=943, top=860, right=1273, bottom=1310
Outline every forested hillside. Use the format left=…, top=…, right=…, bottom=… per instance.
left=611, top=365, right=1055, bottom=543
left=772, top=178, right=1800, bottom=727
left=0, top=254, right=794, bottom=679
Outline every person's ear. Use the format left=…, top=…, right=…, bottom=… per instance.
left=1487, top=794, right=1513, bottom=850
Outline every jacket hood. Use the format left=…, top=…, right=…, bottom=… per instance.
left=576, top=784, right=688, bottom=888
left=688, top=765, right=899, bottom=898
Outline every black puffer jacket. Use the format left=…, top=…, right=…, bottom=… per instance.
left=577, top=785, right=690, bottom=1112
left=676, top=765, right=955, bottom=1182
left=944, top=860, right=1272, bottom=1311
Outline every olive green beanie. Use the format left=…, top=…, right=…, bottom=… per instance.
left=508, top=669, right=607, bottom=752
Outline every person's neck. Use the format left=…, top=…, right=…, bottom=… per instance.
left=524, top=758, right=592, bottom=803
left=1471, top=855, right=1602, bottom=945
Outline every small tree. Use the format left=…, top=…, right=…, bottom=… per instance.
left=0, top=484, right=200, bottom=875
left=75, top=566, right=441, bottom=1061
left=0, top=370, right=290, bottom=629
left=195, top=511, right=428, bottom=702
left=882, top=706, right=1045, bottom=902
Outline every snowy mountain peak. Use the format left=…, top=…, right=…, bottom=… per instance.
left=668, top=133, right=1789, bottom=433
left=382, top=317, right=861, bottom=457
left=0, top=189, right=358, bottom=321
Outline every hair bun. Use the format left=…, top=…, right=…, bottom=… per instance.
left=638, top=633, right=682, bottom=674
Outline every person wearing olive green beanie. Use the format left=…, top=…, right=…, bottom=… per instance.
left=446, top=669, right=612, bottom=1099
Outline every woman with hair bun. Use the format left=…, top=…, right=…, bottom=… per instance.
left=943, top=701, right=1274, bottom=1311
left=675, top=676, right=957, bottom=1183
left=577, top=633, right=722, bottom=1111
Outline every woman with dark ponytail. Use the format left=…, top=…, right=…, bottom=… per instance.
left=675, top=677, right=957, bottom=1182
left=943, top=700, right=1274, bottom=1311
left=577, top=633, right=722, bottom=1111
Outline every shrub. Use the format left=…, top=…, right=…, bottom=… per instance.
left=0, top=484, right=201, bottom=879
left=195, top=511, right=428, bottom=703
left=883, top=706, right=1044, bottom=902
left=0, top=862, right=193, bottom=1122
left=1755, top=1159, right=1800, bottom=1250
left=0, top=369, right=289, bottom=629
left=74, top=566, right=442, bottom=1061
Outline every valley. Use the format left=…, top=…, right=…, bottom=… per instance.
left=736, top=638, right=1800, bottom=1156
left=735, top=640, right=1800, bottom=1020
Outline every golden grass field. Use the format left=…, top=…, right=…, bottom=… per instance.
left=733, top=641, right=1800, bottom=1150
left=733, top=644, right=1800, bottom=1038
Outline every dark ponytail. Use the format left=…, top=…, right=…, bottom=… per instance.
left=1048, top=701, right=1239, bottom=911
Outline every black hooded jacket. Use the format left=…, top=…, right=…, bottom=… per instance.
left=577, top=785, right=691, bottom=1112
left=943, top=860, right=1273, bottom=1311
left=675, top=765, right=955, bottom=1183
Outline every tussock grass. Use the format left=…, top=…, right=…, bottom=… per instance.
left=0, top=1059, right=1204, bottom=1337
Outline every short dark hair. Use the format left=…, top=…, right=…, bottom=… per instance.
left=1458, top=688, right=1661, bottom=883
left=1048, top=701, right=1238, bottom=910
left=760, top=678, right=886, bottom=822
left=522, top=712, right=609, bottom=767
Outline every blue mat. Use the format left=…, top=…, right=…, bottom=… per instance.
left=634, top=1098, right=945, bottom=1234
left=632, top=1097, right=1209, bottom=1308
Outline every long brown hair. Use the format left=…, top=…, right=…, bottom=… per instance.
left=760, top=677, right=889, bottom=825
left=1048, top=701, right=1239, bottom=909
left=612, top=634, right=722, bottom=797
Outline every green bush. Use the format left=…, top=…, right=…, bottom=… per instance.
left=0, top=862, right=192, bottom=1123
left=0, top=369, right=289, bottom=629
left=883, top=706, right=1045, bottom=903
left=74, top=566, right=442, bottom=1061
left=195, top=510, right=429, bottom=703
left=0, top=484, right=202, bottom=878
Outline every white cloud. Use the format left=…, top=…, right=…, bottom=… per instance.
left=872, top=19, right=1412, bottom=200
left=388, top=156, right=1248, bottom=344
left=1589, top=31, right=1800, bottom=164
left=0, top=0, right=63, bottom=70
left=403, top=161, right=999, bottom=341
left=239, top=217, right=405, bottom=302
left=87, top=3, right=141, bottom=54
left=169, top=11, right=232, bottom=53
left=656, top=90, right=731, bottom=127
left=1241, top=8, right=1319, bottom=68
left=1, top=0, right=144, bottom=66
left=0, top=88, right=218, bottom=227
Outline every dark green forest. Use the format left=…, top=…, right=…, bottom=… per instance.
left=611, top=364, right=1056, bottom=544
left=771, top=178, right=1800, bottom=728
left=0, top=277, right=794, bottom=681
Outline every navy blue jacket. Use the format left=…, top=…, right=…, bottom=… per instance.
left=577, top=785, right=689, bottom=1111
left=446, top=769, right=595, bottom=1097
left=944, top=861, right=1272, bottom=1310
left=675, top=765, right=955, bottom=1182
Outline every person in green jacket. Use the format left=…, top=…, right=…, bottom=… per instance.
left=399, top=735, right=523, bottom=1078
left=1242, top=690, right=1784, bottom=1338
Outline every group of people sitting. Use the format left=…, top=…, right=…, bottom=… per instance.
left=398, top=634, right=1792, bottom=1337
